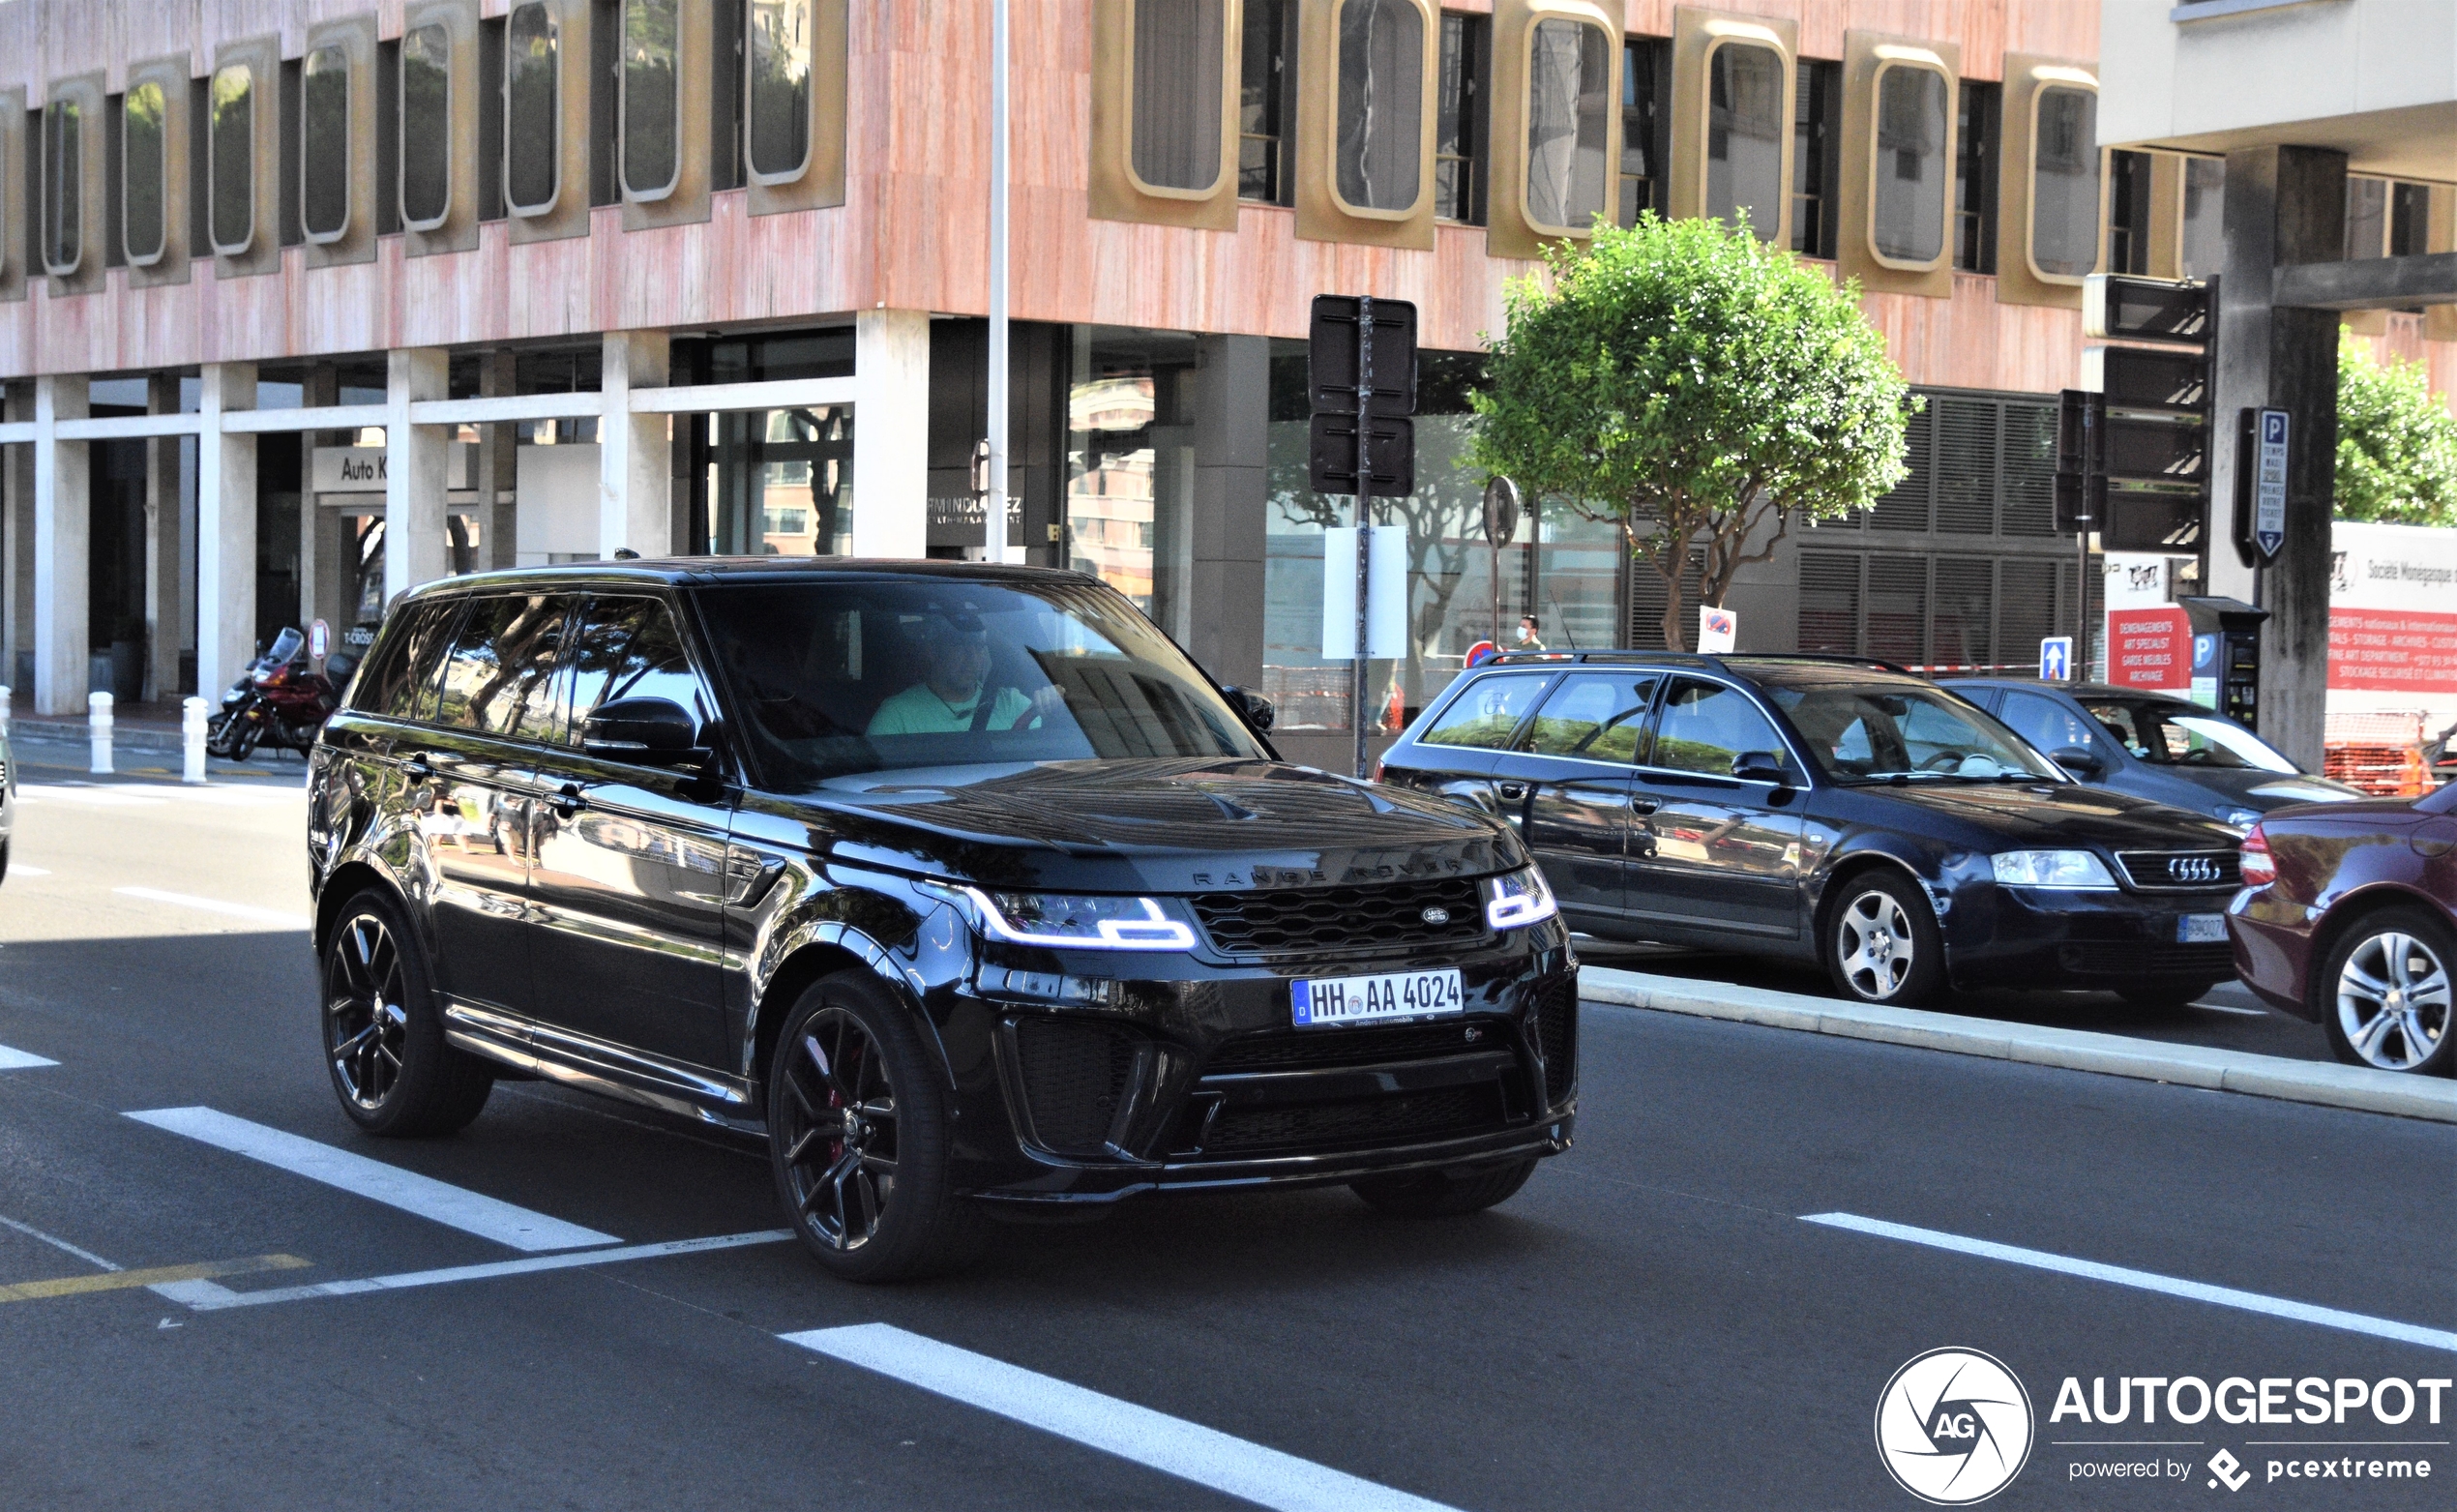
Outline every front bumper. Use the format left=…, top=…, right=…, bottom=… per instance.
left=1940, top=881, right=2242, bottom=992
left=932, top=917, right=1580, bottom=1204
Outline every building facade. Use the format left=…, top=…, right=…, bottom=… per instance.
left=0, top=0, right=2447, bottom=769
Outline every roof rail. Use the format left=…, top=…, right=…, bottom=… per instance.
left=1718, top=651, right=1918, bottom=677
left=1485, top=649, right=1719, bottom=667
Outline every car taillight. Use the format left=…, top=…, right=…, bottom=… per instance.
left=1371, top=758, right=1385, bottom=784
left=2238, top=823, right=2276, bottom=886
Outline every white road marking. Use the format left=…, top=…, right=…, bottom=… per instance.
left=782, top=1322, right=1463, bottom=1512
left=0, top=1213, right=116, bottom=1269
left=124, top=1108, right=619, bottom=1253
left=1804, top=1212, right=2457, bottom=1353
left=113, top=887, right=312, bottom=931
left=10, top=865, right=50, bottom=876
left=153, top=1230, right=793, bottom=1310
left=0, top=1044, right=59, bottom=1070
left=16, top=784, right=167, bottom=807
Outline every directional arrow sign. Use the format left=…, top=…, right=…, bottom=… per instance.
left=2253, top=408, right=2289, bottom=561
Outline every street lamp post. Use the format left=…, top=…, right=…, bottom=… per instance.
left=985, top=0, right=1011, bottom=565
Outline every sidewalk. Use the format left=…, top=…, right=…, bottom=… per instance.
left=7, top=690, right=198, bottom=755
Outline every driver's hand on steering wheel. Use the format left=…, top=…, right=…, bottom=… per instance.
left=1025, top=684, right=1069, bottom=726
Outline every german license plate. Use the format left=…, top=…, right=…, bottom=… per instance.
left=1292, top=968, right=1464, bottom=1027
left=2177, top=914, right=2228, bottom=944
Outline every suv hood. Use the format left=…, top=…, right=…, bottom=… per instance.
left=788, top=758, right=1525, bottom=894
left=1840, top=780, right=2243, bottom=851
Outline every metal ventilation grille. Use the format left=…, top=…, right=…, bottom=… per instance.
left=1997, top=557, right=2060, bottom=661
left=1204, top=1020, right=1499, bottom=1074
left=1626, top=548, right=1704, bottom=649
left=1870, top=404, right=1932, bottom=532
left=1865, top=554, right=1928, bottom=666
left=1932, top=558, right=1995, bottom=667
left=1797, top=551, right=1861, bottom=654
left=1999, top=401, right=2059, bottom=537
left=1189, top=876, right=1489, bottom=960
left=1199, top=1083, right=1508, bottom=1154
left=1933, top=397, right=2000, bottom=535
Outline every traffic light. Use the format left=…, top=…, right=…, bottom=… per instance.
left=2072, top=275, right=2214, bottom=552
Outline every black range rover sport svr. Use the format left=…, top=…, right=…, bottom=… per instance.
left=308, top=561, right=1576, bottom=1280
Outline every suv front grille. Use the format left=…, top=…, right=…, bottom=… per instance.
left=2112, top=849, right=2240, bottom=890
left=1200, top=1083, right=1508, bottom=1154
left=1011, top=1017, right=1137, bottom=1154
left=1188, top=876, right=1489, bottom=960
left=1204, top=1020, right=1501, bottom=1074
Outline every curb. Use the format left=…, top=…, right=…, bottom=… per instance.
left=5, top=718, right=187, bottom=756
left=1580, top=964, right=2457, bottom=1124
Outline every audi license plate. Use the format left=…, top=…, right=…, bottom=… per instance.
left=1292, top=968, right=1464, bottom=1027
left=2177, top=914, right=2228, bottom=944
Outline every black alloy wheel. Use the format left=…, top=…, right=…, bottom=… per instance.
left=319, top=892, right=493, bottom=1136
left=766, top=971, right=983, bottom=1282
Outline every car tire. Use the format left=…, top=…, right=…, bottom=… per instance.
left=1821, top=871, right=1945, bottom=1008
left=2316, top=908, right=2456, bottom=1076
left=1350, top=1157, right=1537, bottom=1217
left=320, top=890, right=494, bottom=1137
left=2117, top=979, right=2221, bottom=1011
left=766, top=969, right=986, bottom=1283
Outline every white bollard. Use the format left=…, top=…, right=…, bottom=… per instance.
left=0, top=684, right=11, bottom=733
left=183, top=696, right=210, bottom=785
left=89, top=691, right=114, bottom=775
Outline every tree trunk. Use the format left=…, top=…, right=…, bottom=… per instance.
left=1656, top=548, right=1687, bottom=652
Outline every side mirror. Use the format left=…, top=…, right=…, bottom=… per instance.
left=581, top=697, right=704, bottom=766
left=1732, top=751, right=1790, bottom=785
left=1222, top=684, right=1275, bottom=732
left=2051, top=745, right=2105, bottom=778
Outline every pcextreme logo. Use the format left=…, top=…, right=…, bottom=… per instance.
left=1876, top=1348, right=2037, bottom=1505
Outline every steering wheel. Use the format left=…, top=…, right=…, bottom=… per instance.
left=1920, top=751, right=1964, bottom=772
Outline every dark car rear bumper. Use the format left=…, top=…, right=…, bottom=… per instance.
left=1942, top=882, right=2243, bottom=991
left=2227, top=885, right=2320, bottom=1020
left=936, top=922, right=1580, bottom=1202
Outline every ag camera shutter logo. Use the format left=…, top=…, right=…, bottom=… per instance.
left=1875, top=1348, right=2035, bottom=1504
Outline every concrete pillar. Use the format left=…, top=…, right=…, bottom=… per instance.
left=4, top=382, right=33, bottom=690
left=478, top=349, right=519, bottom=570
left=1190, top=335, right=1269, bottom=690
left=299, top=365, right=341, bottom=656
left=385, top=348, right=451, bottom=601
left=599, top=331, right=672, bottom=559
left=852, top=310, right=932, bottom=559
left=143, top=373, right=184, bottom=701
left=2206, top=145, right=2346, bottom=771
left=196, top=363, right=259, bottom=702
left=32, top=375, right=91, bottom=716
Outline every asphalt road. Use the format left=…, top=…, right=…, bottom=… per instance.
left=1, top=744, right=2449, bottom=1510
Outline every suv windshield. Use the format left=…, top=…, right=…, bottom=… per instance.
left=2081, top=697, right=2297, bottom=773
left=693, top=577, right=1264, bottom=788
left=1768, top=682, right=2062, bottom=783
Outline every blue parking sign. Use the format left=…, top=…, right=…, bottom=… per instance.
left=2039, top=637, right=2074, bottom=682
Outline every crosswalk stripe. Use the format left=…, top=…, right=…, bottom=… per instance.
left=153, top=1230, right=793, bottom=1310
left=0, top=1045, right=60, bottom=1070
left=781, top=1323, right=1462, bottom=1512
left=125, top=1108, right=619, bottom=1253
left=114, top=887, right=313, bottom=931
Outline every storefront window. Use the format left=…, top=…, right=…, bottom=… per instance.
left=400, top=24, right=452, bottom=228
left=2180, top=156, right=2223, bottom=281
left=1130, top=0, right=1224, bottom=193
left=506, top=2, right=561, bottom=214
left=1066, top=329, right=1197, bottom=637
left=622, top=0, right=682, bottom=199
left=124, top=81, right=167, bottom=263
left=1524, top=17, right=1610, bottom=232
left=705, top=407, right=854, bottom=556
left=209, top=66, right=253, bottom=253
left=1704, top=42, right=1782, bottom=242
left=302, top=47, right=350, bottom=242
left=1334, top=0, right=1423, bottom=213
left=2029, top=83, right=2097, bottom=278
left=1871, top=64, right=1947, bottom=264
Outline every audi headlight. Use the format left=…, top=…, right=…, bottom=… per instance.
left=2217, top=806, right=2263, bottom=834
left=961, top=887, right=1196, bottom=951
left=1486, top=867, right=1558, bottom=930
left=1990, top=849, right=2117, bottom=889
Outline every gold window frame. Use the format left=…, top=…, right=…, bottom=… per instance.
left=1861, top=52, right=1954, bottom=275
left=1668, top=9, right=1796, bottom=253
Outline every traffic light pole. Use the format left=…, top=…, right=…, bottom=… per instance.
left=1351, top=295, right=1375, bottom=782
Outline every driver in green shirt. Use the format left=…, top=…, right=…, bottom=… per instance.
left=866, top=614, right=1062, bottom=736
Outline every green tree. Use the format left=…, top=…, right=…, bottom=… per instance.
left=1468, top=213, right=1915, bottom=650
left=2337, top=334, right=2457, bottom=526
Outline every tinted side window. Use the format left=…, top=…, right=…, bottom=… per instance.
left=464, top=595, right=574, bottom=741
left=1651, top=678, right=1783, bottom=776
left=354, top=599, right=464, bottom=721
left=566, top=596, right=714, bottom=744
left=432, top=597, right=526, bottom=731
left=1523, top=672, right=1659, bottom=763
left=1418, top=673, right=1550, bottom=751
left=2000, top=692, right=2097, bottom=756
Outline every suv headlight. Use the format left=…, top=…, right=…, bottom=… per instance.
left=1990, top=849, right=2117, bottom=889
left=1486, top=867, right=1558, bottom=929
left=957, top=887, right=1197, bottom=951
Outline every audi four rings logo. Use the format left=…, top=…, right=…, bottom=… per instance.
left=1876, top=1349, right=2035, bottom=1504
left=2168, top=856, right=2223, bottom=883
left=1420, top=906, right=1451, bottom=925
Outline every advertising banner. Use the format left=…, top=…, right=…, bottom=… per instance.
left=2329, top=521, right=2457, bottom=698
left=2105, top=606, right=2192, bottom=693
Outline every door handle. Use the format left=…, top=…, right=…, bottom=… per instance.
left=1495, top=782, right=1527, bottom=802
left=1630, top=798, right=1661, bottom=815
left=548, top=784, right=587, bottom=818
left=400, top=754, right=433, bottom=781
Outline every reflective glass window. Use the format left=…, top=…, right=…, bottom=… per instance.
left=1999, top=691, right=2098, bottom=758
left=434, top=597, right=552, bottom=732
left=704, top=405, right=854, bottom=557
left=2179, top=156, right=2224, bottom=281
left=43, top=98, right=82, bottom=272
left=2029, top=83, right=2098, bottom=278
left=1129, top=0, right=1223, bottom=193
left=2344, top=175, right=2387, bottom=259
left=1872, top=65, right=1947, bottom=264
left=123, top=81, right=166, bottom=263
left=1334, top=0, right=1423, bottom=213
left=1651, top=678, right=1782, bottom=776
left=1432, top=13, right=1484, bottom=222
left=567, top=597, right=715, bottom=743
left=1617, top=38, right=1664, bottom=228
left=1524, top=672, right=1660, bottom=764
left=1237, top=0, right=1295, bottom=204
left=506, top=2, right=561, bottom=213
left=1790, top=58, right=1837, bottom=257
left=747, top=0, right=814, bottom=181
left=210, top=65, right=253, bottom=253
left=358, top=599, right=464, bottom=721
left=302, top=47, right=351, bottom=242
left=1952, top=81, right=1998, bottom=273
left=400, top=23, right=452, bottom=227
left=1704, top=42, right=1782, bottom=242
left=1420, top=673, right=1549, bottom=750
left=1525, top=18, right=1609, bottom=231
left=621, top=0, right=681, bottom=198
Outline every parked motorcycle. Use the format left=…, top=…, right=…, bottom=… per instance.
left=206, top=628, right=356, bottom=760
